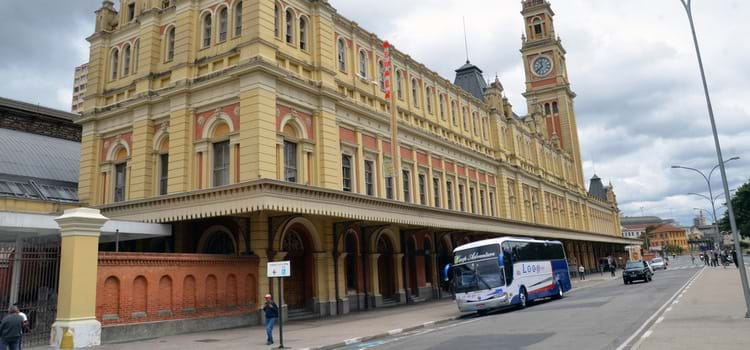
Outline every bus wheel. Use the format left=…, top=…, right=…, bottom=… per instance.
left=519, top=288, right=528, bottom=309
left=552, top=283, right=564, bottom=300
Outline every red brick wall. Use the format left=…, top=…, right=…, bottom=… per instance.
left=96, top=252, right=259, bottom=326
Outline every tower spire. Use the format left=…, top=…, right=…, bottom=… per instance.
left=462, top=17, right=470, bottom=63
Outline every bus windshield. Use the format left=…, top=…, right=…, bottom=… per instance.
left=453, top=259, right=505, bottom=293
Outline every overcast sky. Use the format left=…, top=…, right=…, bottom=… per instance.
left=1, top=0, right=747, bottom=226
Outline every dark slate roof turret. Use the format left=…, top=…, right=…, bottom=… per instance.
left=454, top=60, right=487, bottom=101
left=588, top=174, right=607, bottom=201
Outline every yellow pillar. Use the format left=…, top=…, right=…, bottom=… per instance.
left=51, top=208, right=108, bottom=348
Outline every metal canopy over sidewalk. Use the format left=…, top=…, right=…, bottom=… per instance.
left=0, top=211, right=171, bottom=242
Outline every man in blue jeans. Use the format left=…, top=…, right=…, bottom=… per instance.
left=262, top=294, right=279, bottom=345
left=0, top=306, right=24, bottom=350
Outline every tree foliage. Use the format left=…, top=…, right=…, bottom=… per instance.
left=663, top=244, right=684, bottom=256
left=720, top=179, right=750, bottom=238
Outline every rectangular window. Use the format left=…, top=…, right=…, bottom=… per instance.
left=433, top=177, right=441, bottom=208
left=284, top=141, right=297, bottom=182
left=402, top=169, right=411, bottom=203
left=458, top=183, right=465, bottom=212
left=470, top=187, right=476, bottom=214
left=159, top=153, right=169, bottom=195
left=418, top=174, right=426, bottom=205
left=446, top=181, right=453, bottom=210
left=364, top=160, right=374, bottom=196
left=114, top=163, right=127, bottom=202
left=489, top=191, right=496, bottom=216
left=385, top=176, right=394, bottom=200
left=480, top=189, right=486, bottom=215
left=342, top=154, right=352, bottom=192
left=127, top=3, right=135, bottom=21
left=213, top=141, right=230, bottom=186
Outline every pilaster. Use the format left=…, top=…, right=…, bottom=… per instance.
left=238, top=71, right=278, bottom=181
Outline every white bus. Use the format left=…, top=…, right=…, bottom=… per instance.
left=447, top=237, right=571, bottom=314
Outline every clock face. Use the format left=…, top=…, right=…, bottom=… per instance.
left=532, top=56, right=552, bottom=76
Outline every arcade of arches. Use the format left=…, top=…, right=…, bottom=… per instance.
left=154, top=211, right=627, bottom=317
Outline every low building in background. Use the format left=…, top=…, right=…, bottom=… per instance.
left=648, top=224, right=690, bottom=255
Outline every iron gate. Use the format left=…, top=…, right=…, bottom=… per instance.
left=0, top=236, right=60, bottom=347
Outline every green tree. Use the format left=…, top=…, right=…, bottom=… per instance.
left=719, top=179, right=750, bottom=238
left=663, top=244, right=684, bottom=256
left=640, top=225, right=657, bottom=250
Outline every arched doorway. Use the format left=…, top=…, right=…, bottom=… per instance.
left=423, top=236, right=433, bottom=286
left=437, top=238, right=452, bottom=293
left=376, top=234, right=396, bottom=301
left=282, top=227, right=312, bottom=311
left=201, top=230, right=236, bottom=255
left=344, top=233, right=358, bottom=293
left=407, top=237, right=418, bottom=297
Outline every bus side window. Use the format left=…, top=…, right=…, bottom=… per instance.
left=502, top=244, right=514, bottom=285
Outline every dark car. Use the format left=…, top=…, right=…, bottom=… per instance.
left=623, top=260, right=653, bottom=284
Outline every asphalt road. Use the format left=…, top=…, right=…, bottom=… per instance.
left=338, top=259, right=703, bottom=350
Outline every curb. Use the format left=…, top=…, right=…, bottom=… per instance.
left=300, top=314, right=464, bottom=350
left=300, top=281, right=603, bottom=350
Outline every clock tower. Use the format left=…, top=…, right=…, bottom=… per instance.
left=520, top=0, right=585, bottom=189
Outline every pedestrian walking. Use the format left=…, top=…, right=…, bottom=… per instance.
left=732, top=250, right=738, bottom=269
left=691, top=254, right=695, bottom=265
left=13, top=305, right=27, bottom=350
left=703, top=253, right=709, bottom=266
left=262, top=294, right=279, bottom=346
left=578, top=265, right=585, bottom=281
left=0, top=306, right=24, bottom=350
left=610, top=263, right=616, bottom=277
left=713, top=252, right=720, bottom=267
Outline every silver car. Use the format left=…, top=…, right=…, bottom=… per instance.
left=650, top=257, right=666, bottom=270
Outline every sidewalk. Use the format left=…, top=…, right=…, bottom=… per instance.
left=635, top=267, right=750, bottom=349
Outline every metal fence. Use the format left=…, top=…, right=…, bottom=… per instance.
left=0, top=236, right=60, bottom=347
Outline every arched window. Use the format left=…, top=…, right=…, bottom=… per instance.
left=552, top=101, right=559, bottom=114
left=462, top=107, right=468, bottom=130
left=411, top=78, right=418, bottom=106
left=358, top=50, right=367, bottom=78
left=110, top=49, right=119, bottom=80
left=285, top=9, right=294, bottom=44
left=439, top=94, right=445, bottom=120
left=218, top=7, right=228, bottom=42
left=426, top=87, right=433, bottom=113
left=472, top=112, right=479, bottom=135
left=544, top=103, right=551, bottom=115
left=451, top=100, right=457, bottom=125
left=203, top=230, right=236, bottom=255
left=202, top=13, right=212, bottom=48
left=482, top=117, right=488, bottom=139
left=396, top=70, right=403, bottom=99
left=532, top=17, right=544, bottom=38
left=165, top=26, right=175, bottom=62
left=299, top=16, right=308, bottom=50
left=337, top=38, right=346, bottom=71
left=378, top=60, right=385, bottom=90
left=234, top=1, right=243, bottom=36
left=274, top=3, right=280, bottom=38
left=122, top=44, right=131, bottom=76
left=132, top=40, right=139, bottom=74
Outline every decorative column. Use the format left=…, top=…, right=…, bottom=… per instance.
left=393, top=253, right=406, bottom=303
left=51, top=208, right=108, bottom=348
left=368, top=253, right=381, bottom=306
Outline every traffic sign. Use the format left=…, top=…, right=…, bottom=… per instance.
left=268, top=261, right=291, bottom=278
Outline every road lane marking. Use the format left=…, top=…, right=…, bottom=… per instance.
left=665, top=307, right=672, bottom=313
left=345, top=337, right=362, bottom=345
left=642, top=330, right=653, bottom=339
left=615, top=267, right=705, bottom=350
left=387, top=329, right=402, bottom=335
left=655, top=317, right=664, bottom=324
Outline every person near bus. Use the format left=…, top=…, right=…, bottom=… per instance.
left=578, top=265, right=585, bottom=280
left=262, top=294, right=279, bottom=346
left=0, top=306, right=24, bottom=350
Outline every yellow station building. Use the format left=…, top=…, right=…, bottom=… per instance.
left=60, top=0, right=637, bottom=341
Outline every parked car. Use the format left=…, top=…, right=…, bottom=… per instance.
left=650, top=257, right=666, bottom=270
left=623, top=260, right=653, bottom=284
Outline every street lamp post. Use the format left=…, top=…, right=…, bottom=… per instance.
left=678, top=0, right=750, bottom=318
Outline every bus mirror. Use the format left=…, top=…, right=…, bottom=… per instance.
left=443, top=263, right=452, bottom=281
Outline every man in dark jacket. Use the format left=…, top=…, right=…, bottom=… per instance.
left=0, top=306, right=24, bottom=350
left=262, top=294, right=279, bottom=345
left=732, top=250, right=739, bottom=268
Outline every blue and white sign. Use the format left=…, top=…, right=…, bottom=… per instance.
left=268, top=261, right=291, bottom=278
